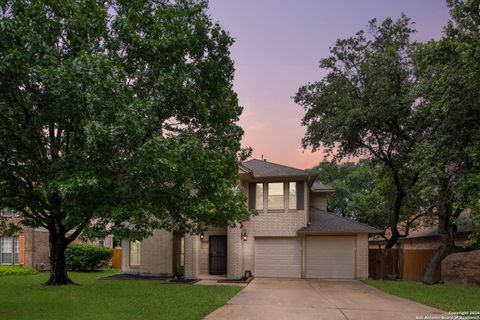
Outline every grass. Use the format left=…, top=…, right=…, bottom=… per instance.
left=0, top=269, right=242, bottom=320
left=0, top=265, right=38, bottom=276
left=364, top=279, right=480, bottom=312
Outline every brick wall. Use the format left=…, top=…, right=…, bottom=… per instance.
left=184, top=233, right=200, bottom=279
left=140, top=229, right=173, bottom=275
left=227, top=225, right=243, bottom=279
left=355, top=234, right=368, bottom=279
left=251, top=180, right=309, bottom=237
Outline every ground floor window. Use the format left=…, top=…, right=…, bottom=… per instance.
left=0, top=236, right=19, bottom=265
left=129, top=240, right=141, bottom=266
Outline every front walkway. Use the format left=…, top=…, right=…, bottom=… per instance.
left=205, top=278, right=443, bottom=320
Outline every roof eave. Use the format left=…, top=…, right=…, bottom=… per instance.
left=297, top=230, right=380, bottom=235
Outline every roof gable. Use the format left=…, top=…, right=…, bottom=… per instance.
left=242, top=159, right=311, bottom=178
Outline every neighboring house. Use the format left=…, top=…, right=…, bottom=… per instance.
left=369, top=223, right=480, bottom=286
left=0, top=209, right=113, bottom=270
left=121, top=159, right=380, bottom=280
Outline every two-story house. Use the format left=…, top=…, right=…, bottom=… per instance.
left=121, top=159, right=379, bottom=280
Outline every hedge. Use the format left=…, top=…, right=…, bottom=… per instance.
left=66, top=244, right=113, bottom=271
left=0, top=265, right=38, bottom=276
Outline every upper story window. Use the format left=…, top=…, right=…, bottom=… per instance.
left=289, top=182, right=297, bottom=209
left=268, top=183, right=284, bottom=210
left=255, top=183, right=264, bottom=210
left=248, top=181, right=304, bottom=211
left=0, top=209, right=14, bottom=217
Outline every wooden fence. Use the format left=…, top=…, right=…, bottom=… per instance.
left=111, top=248, right=122, bottom=269
left=402, top=249, right=441, bottom=281
left=369, top=249, right=441, bottom=282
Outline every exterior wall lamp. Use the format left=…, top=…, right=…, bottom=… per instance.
left=200, top=233, right=205, bottom=241
left=241, top=230, right=248, bottom=241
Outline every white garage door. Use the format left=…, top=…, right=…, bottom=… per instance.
left=255, top=238, right=301, bottom=278
left=306, top=236, right=355, bottom=279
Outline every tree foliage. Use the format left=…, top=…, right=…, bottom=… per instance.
left=310, top=160, right=431, bottom=232
left=0, top=0, right=250, bottom=285
left=297, top=0, right=480, bottom=284
left=309, top=160, right=377, bottom=218
left=295, top=15, right=424, bottom=248
left=413, top=0, right=480, bottom=284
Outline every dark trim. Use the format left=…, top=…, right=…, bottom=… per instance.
left=296, top=181, right=305, bottom=210
left=248, top=183, right=256, bottom=210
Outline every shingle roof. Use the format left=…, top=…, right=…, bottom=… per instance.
left=298, top=207, right=381, bottom=234
left=398, top=223, right=474, bottom=240
left=242, top=159, right=312, bottom=178
left=311, top=181, right=335, bottom=192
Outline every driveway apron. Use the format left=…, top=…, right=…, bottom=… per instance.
left=205, top=278, right=443, bottom=320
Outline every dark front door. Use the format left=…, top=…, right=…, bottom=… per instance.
left=209, top=236, right=227, bottom=275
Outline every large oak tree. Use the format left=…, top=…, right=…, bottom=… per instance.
left=414, top=0, right=480, bottom=284
left=295, top=15, right=425, bottom=248
left=0, top=0, right=251, bottom=285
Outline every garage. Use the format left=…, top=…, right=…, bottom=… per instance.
left=255, top=238, right=301, bottom=278
left=305, top=236, right=355, bottom=279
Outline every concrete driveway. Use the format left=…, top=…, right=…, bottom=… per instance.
left=205, top=278, right=443, bottom=320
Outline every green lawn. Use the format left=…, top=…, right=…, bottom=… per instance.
left=0, top=269, right=242, bottom=320
left=364, top=279, right=480, bottom=312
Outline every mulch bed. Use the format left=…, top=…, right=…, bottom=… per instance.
left=100, top=273, right=169, bottom=280
left=218, top=276, right=253, bottom=284
left=100, top=273, right=198, bottom=284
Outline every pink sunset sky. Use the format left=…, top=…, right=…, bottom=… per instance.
left=208, top=0, right=450, bottom=169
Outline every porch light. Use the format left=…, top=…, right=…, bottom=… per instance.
left=200, top=233, right=205, bottom=241
left=241, top=230, right=248, bottom=241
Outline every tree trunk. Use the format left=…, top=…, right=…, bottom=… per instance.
left=421, top=173, right=454, bottom=285
left=422, top=244, right=450, bottom=284
left=383, top=168, right=408, bottom=249
left=43, top=232, right=74, bottom=286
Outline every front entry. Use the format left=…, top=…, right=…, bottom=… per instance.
left=209, top=236, right=227, bottom=275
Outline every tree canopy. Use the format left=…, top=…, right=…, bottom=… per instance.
left=297, top=0, right=480, bottom=284
left=0, top=0, right=250, bottom=285
left=412, top=0, right=480, bottom=283
left=295, top=15, right=424, bottom=248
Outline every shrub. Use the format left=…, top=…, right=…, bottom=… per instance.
left=66, top=244, right=113, bottom=271
left=0, top=265, right=38, bottom=276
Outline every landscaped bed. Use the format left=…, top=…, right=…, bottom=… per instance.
left=364, top=279, right=480, bottom=312
left=0, top=265, right=38, bottom=276
left=0, top=268, right=242, bottom=320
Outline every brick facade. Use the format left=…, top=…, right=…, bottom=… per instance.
left=355, top=234, right=369, bottom=279
left=120, top=163, right=373, bottom=280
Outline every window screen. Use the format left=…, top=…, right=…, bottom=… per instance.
left=289, top=182, right=297, bottom=209
left=268, top=183, right=284, bottom=210
left=255, top=183, right=264, bottom=210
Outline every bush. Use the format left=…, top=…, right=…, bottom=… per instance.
left=0, top=265, right=38, bottom=276
left=66, top=244, right=113, bottom=271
